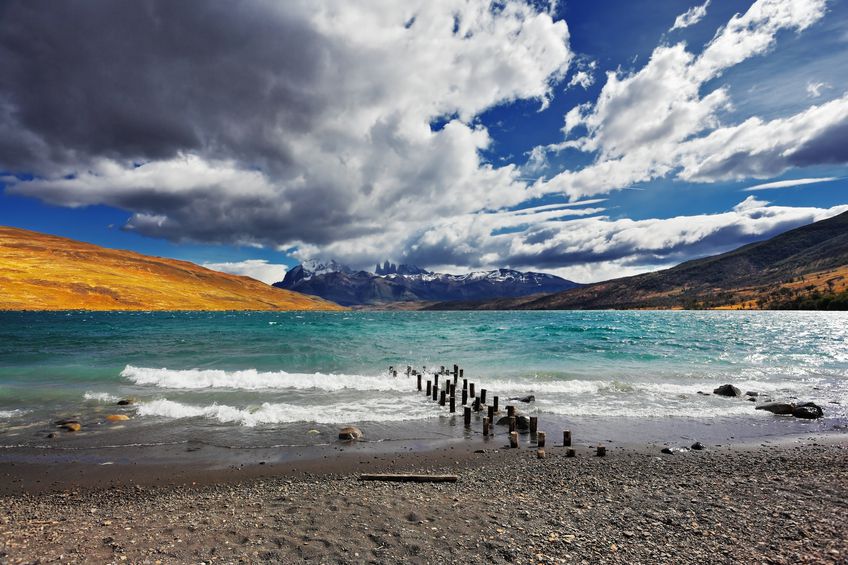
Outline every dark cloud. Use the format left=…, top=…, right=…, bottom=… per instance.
left=0, top=0, right=327, bottom=174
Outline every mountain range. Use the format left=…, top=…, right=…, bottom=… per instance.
left=426, top=210, right=848, bottom=311
left=0, top=226, right=342, bottom=311
left=273, top=260, right=580, bottom=306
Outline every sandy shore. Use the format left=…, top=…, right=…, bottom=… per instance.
left=1, top=434, right=846, bottom=564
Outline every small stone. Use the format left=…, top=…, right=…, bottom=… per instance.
left=661, top=447, right=674, bottom=455
left=338, top=426, right=363, bottom=440
left=61, top=422, right=81, bottom=432
left=691, top=442, right=705, bottom=451
left=106, top=414, right=129, bottom=422
left=116, top=399, right=135, bottom=406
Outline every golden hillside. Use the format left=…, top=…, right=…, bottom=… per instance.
left=0, top=226, right=344, bottom=311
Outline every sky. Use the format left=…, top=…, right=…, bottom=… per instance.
left=1, top=0, right=847, bottom=284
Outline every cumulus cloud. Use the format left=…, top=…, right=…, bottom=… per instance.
left=535, top=0, right=835, bottom=199
left=743, top=177, right=840, bottom=191
left=202, top=260, right=288, bottom=285
left=396, top=198, right=848, bottom=282
left=1, top=0, right=571, bottom=251
left=669, top=0, right=711, bottom=32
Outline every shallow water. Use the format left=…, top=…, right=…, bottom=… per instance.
left=0, top=310, right=846, bottom=450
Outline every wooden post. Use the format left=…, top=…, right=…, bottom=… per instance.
left=508, top=416, right=516, bottom=433
left=562, top=430, right=572, bottom=447
left=529, top=416, right=538, bottom=435
left=439, top=390, right=446, bottom=406
left=488, top=405, right=495, bottom=423
left=440, top=365, right=445, bottom=375
left=493, top=396, right=499, bottom=413
left=453, top=364, right=458, bottom=377
left=473, top=397, right=480, bottom=412
left=450, top=383, right=456, bottom=398
left=432, top=383, right=438, bottom=401
left=462, top=378, right=468, bottom=391
left=407, top=365, right=411, bottom=376
left=426, top=380, right=431, bottom=397
left=537, top=431, right=546, bottom=448
left=459, top=368, right=464, bottom=379
left=482, top=417, right=490, bottom=436
left=566, top=448, right=576, bottom=457
left=536, top=448, right=545, bottom=459
left=462, top=388, right=468, bottom=406
left=596, top=444, right=606, bottom=457
left=464, top=407, right=471, bottom=428
left=507, top=405, right=515, bottom=418
left=417, top=373, right=422, bottom=391
left=469, top=382, right=475, bottom=399
left=434, top=374, right=439, bottom=390
left=509, top=431, right=518, bottom=448
left=449, top=393, right=455, bottom=413
left=480, top=389, right=487, bottom=404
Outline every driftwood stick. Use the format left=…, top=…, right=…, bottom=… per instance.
left=360, top=474, right=458, bottom=483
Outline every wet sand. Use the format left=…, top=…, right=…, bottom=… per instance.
left=1, top=433, right=846, bottom=564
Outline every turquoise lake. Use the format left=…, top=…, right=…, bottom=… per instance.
left=0, top=310, right=846, bottom=449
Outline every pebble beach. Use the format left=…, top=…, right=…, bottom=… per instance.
left=1, top=435, right=846, bottom=564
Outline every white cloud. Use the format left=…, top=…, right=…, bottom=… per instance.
left=534, top=0, right=832, bottom=200
left=202, top=260, right=288, bottom=285
left=742, top=176, right=839, bottom=191
left=2, top=0, right=572, bottom=257
left=669, top=0, right=711, bottom=32
left=806, top=80, right=829, bottom=97
left=567, top=70, right=594, bottom=90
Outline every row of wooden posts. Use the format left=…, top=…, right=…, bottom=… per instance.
left=389, top=363, right=606, bottom=457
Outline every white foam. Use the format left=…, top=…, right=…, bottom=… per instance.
left=84, top=391, right=121, bottom=403
left=121, top=365, right=411, bottom=392
left=0, top=409, right=27, bottom=419
left=136, top=398, right=435, bottom=426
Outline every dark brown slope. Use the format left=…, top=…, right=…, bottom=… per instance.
left=428, top=210, right=848, bottom=310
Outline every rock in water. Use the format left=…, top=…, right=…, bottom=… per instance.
left=338, top=426, right=363, bottom=440
left=713, top=384, right=742, bottom=397
left=755, top=402, right=795, bottom=415
left=116, top=398, right=135, bottom=406
left=515, top=415, right=531, bottom=430
left=691, top=442, right=705, bottom=451
left=61, top=422, right=81, bottom=432
left=792, top=403, right=824, bottom=420
left=105, top=414, right=129, bottom=422
left=509, top=395, right=536, bottom=403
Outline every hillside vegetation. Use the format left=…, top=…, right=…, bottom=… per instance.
left=0, top=227, right=344, bottom=311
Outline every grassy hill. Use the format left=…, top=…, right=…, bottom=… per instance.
left=428, top=211, right=848, bottom=311
left=0, top=226, right=344, bottom=311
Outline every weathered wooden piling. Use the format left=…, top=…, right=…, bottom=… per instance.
left=417, top=373, right=422, bottom=391
left=426, top=380, right=432, bottom=396
left=439, top=390, right=446, bottom=406
left=566, top=448, right=576, bottom=457
left=434, top=374, right=439, bottom=390
left=459, top=368, right=464, bottom=379
left=464, top=407, right=471, bottom=428
left=488, top=404, right=495, bottom=422
left=469, top=382, right=475, bottom=399
left=461, top=388, right=468, bottom=406
left=562, top=430, right=572, bottom=447
left=473, top=396, right=481, bottom=412
left=508, top=416, right=516, bottom=433
left=509, top=431, right=518, bottom=448
left=507, top=405, right=515, bottom=418
left=480, top=388, right=487, bottom=404
left=537, top=431, right=546, bottom=448
left=482, top=417, right=490, bottom=436
left=462, top=378, right=468, bottom=391
left=596, top=444, right=606, bottom=457
left=449, top=393, right=455, bottom=413
left=432, top=383, right=438, bottom=401
left=453, top=364, right=458, bottom=377
left=493, top=395, right=499, bottom=413
left=529, top=416, right=538, bottom=434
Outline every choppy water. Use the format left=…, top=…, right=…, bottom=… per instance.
left=0, top=310, right=846, bottom=448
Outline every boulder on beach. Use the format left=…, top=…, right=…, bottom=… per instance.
left=338, top=426, right=363, bottom=440
left=495, top=415, right=531, bottom=430
left=792, top=402, right=824, bottom=420
left=755, top=402, right=795, bottom=415
left=691, top=441, right=705, bottom=450
left=713, top=384, right=742, bottom=397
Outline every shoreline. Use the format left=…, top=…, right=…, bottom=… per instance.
left=1, top=434, right=845, bottom=563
